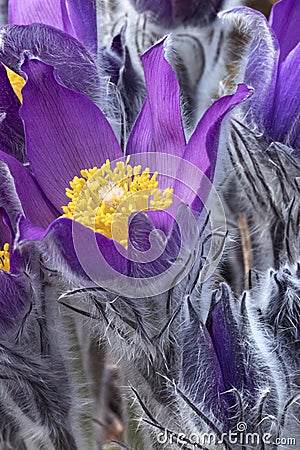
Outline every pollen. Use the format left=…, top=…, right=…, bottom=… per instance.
left=4, top=65, right=25, bottom=102
left=0, top=243, right=10, bottom=272
left=62, top=159, right=173, bottom=247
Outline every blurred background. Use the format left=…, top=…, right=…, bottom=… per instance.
left=247, top=0, right=278, bottom=15
left=0, top=0, right=280, bottom=26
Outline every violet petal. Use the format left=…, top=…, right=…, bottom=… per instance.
left=0, top=24, right=101, bottom=104
left=223, top=7, right=278, bottom=134
left=62, top=0, right=97, bottom=54
left=18, top=217, right=128, bottom=284
left=208, top=284, right=250, bottom=395
left=127, top=41, right=186, bottom=157
left=0, top=151, right=57, bottom=228
left=182, top=301, right=227, bottom=422
left=20, top=57, right=122, bottom=211
left=269, top=0, right=300, bottom=63
left=9, top=0, right=65, bottom=30
left=9, top=0, right=97, bottom=54
left=184, top=83, right=253, bottom=180
left=0, top=63, right=25, bottom=162
left=127, top=211, right=169, bottom=279
left=128, top=204, right=198, bottom=286
left=271, top=43, right=300, bottom=149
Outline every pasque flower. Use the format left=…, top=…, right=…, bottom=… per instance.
left=8, top=0, right=97, bottom=53
left=0, top=0, right=105, bottom=163
left=218, top=0, right=300, bottom=276
left=0, top=2, right=298, bottom=449
left=0, top=40, right=251, bottom=296
left=225, top=0, right=300, bottom=150
left=263, top=0, right=300, bottom=148
left=0, top=33, right=250, bottom=448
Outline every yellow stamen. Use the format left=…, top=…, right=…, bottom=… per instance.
left=62, top=159, right=173, bottom=247
left=4, top=65, right=25, bottom=102
left=0, top=243, right=10, bottom=272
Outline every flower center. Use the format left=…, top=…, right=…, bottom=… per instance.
left=0, top=243, right=10, bottom=272
left=62, top=159, right=173, bottom=247
left=5, top=66, right=25, bottom=102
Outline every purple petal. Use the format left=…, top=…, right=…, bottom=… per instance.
left=9, top=0, right=97, bottom=54
left=129, top=0, right=223, bottom=27
left=127, top=211, right=171, bottom=278
left=271, top=43, right=300, bottom=149
left=18, top=217, right=128, bottom=283
left=126, top=41, right=186, bottom=157
left=18, top=206, right=197, bottom=297
left=20, top=57, right=122, bottom=211
left=128, top=204, right=198, bottom=282
left=114, top=205, right=196, bottom=294
left=269, top=0, right=300, bottom=63
left=0, top=24, right=101, bottom=104
left=208, top=284, right=250, bottom=394
left=128, top=211, right=156, bottom=253
left=222, top=7, right=279, bottom=133
left=185, top=83, right=253, bottom=179
left=9, top=0, right=65, bottom=29
left=182, top=301, right=227, bottom=421
left=173, top=84, right=252, bottom=213
left=17, top=216, right=45, bottom=241
left=145, top=210, right=173, bottom=236
left=62, top=0, right=97, bottom=54
left=0, top=151, right=57, bottom=228
left=0, top=63, right=25, bottom=162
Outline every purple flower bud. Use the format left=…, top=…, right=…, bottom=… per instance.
left=129, top=0, right=224, bottom=28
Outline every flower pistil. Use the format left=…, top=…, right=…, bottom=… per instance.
left=0, top=243, right=10, bottom=272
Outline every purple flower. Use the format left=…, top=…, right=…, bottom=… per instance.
left=0, top=40, right=251, bottom=294
left=266, top=0, right=300, bottom=148
left=8, top=0, right=97, bottom=54
left=0, top=0, right=111, bottom=163
left=225, top=0, right=300, bottom=149
left=0, top=22, right=102, bottom=104
left=0, top=22, right=103, bottom=165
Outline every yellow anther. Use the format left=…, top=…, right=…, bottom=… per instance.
left=62, top=160, right=173, bottom=247
left=4, top=65, right=25, bottom=102
left=0, top=243, right=10, bottom=272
